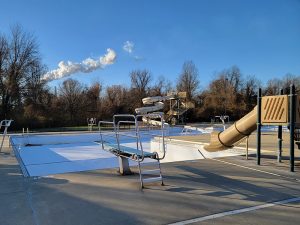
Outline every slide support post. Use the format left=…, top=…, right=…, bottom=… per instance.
left=289, top=85, right=295, bottom=172
left=278, top=89, right=283, bottom=163
left=257, top=88, right=262, bottom=165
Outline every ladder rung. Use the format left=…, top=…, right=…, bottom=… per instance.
left=142, top=176, right=162, bottom=183
left=141, top=161, right=160, bottom=166
left=141, top=169, right=161, bottom=175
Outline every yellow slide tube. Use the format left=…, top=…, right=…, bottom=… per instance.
left=204, top=107, right=257, bottom=152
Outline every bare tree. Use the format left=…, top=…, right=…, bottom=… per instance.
left=243, top=75, right=261, bottom=110
left=150, top=75, right=172, bottom=96
left=59, top=78, right=85, bottom=124
left=106, top=85, right=125, bottom=107
left=264, top=78, right=282, bottom=95
left=85, top=81, right=102, bottom=118
left=0, top=25, right=45, bottom=119
left=130, top=69, right=152, bottom=107
left=23, top=63, right=52, bottom=121
left=226, top=66, right=242, bottom=93
left=207, top=75, right=236, bottom=114
left=281, top=73, right=300, bottom=92
left=176, top=61, right=199, bottom=100
left=130, top=69, right=152, bottom=96
left=200, top=68, right=248, bottom=120
left=264, top=74, right=300, bottom=95
left=0, top=35, right=9, bottom=117
left=101, top=85, right=129, bottom=117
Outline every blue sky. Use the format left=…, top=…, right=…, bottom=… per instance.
left=1, top=0, right=299, bottom=89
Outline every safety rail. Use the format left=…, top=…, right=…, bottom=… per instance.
left=99, top=114, right=166, bottom=161
left=137, top=113, right=166, bottom=160
left=98, top=121, right=116, bottom=150
left=117, top=120, right=146, bottom=161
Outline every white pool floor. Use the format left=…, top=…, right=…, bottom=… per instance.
left=19, top=142, right=120, bottom=176
left=10, top=131, right=251, bottom=177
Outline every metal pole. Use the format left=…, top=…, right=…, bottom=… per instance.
left=257, top=88, right=262, bottom=165
left=0, top=127, right=7, bottom=152
left=177, top=97, right=180, bottom=124
left=289, top=85, right=295, bottom=172
left=278, top=89, right=283, bottom=163
left=246, top=136, right=249, bottom=160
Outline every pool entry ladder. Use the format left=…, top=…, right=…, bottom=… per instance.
left=98, top=114, right=166, bottom=188
left=0, top=120, right=13, bottom=152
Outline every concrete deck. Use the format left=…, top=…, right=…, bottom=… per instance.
left=171, top=132, right=300, bottom=158
left=1, top=133, right=300, bottom=225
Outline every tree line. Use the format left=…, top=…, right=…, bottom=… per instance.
left=1, top=26, right=299, bottom=130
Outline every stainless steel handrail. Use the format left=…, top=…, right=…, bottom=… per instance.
left=98, top=113, right=166, bottom=162
left=136, top=113, right=166, bottom=160
left=98, top=121, right=116, bottom=150
left=117, top=119, right=144, bottom=161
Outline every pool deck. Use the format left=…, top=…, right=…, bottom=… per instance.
left=1, top=133, right=300, bottom=225
left=171, top=132, right=300, bottom=157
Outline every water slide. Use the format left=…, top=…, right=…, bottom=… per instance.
left=135, top=96, right=174, bottom=115
left=135, top=93, right=196, bottom=127
left=204, top=107, right=257, bottom=152
left=135, top=95, right=174, bottom=126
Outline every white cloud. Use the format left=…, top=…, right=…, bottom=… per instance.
left=122, top=41, right=144, bottom=61
left=123, top=41, right=134, bottom=53
left=42, top=48, right=116, bottom=81
left=133, top=55, right=144, bottom=61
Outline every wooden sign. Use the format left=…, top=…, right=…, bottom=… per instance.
left=261, top=95, right=288, bottom=125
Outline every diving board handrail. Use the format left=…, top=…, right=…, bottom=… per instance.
left=98, top=118, right=143, bottom=161
left=136, top=113, right=166, bottom=160
left=117, top=119, right=146, bottom=161
left=98, top=113, right=166, bottom=161
left=98, top=121, right=117, bottom=150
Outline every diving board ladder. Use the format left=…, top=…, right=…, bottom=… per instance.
left=98, top=114, right=166, bottom=188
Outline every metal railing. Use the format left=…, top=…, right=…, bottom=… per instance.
left=136, top=113, right=166, bottom=160
left=0, top=120, right=13, bottom=152
left=98, top=113, right=166, bottom=162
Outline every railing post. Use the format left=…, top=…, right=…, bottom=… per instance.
left=257, top=88, right=262, bottom=165
left=278, top=89, right=283, bottom=163
left=289, top=85, right=295, bottom=172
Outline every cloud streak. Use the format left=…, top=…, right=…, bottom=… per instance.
left=123, top=40, right=144, bottom=61
left=123, top=41, right=134, bottom=53
left=42, top=48, right=116, bottom=81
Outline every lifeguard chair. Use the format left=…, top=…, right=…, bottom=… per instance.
left=87, top=118, right=97, bottom=131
